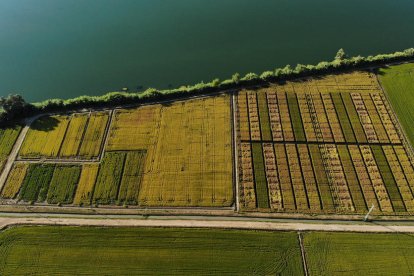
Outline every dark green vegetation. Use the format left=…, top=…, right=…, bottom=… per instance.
left=287, top=93, right=306, bottom=142
left=251, top=143, right=269, bottom=208
left=341, top=93, right=367, bottom=143
left=118, top=150, right=146, bottom=205
left=47, top=166, right=81, bottom=204
left=337, top=145, right=366, bottom=211
left=0, top=226, right=303, bottom=275
left=331, top=93, right=356, bottom=143
left=308, top=145, right=334, bottom=211
left=93, top=152, right=126, bottom=204
left=371, top=145, right=405, bottom=212
left=379, top=63, right=414, bottom=146
left=19, top=164, right=55, bottom=202
left=257, top=93, right=272, bottom=140
left=304, top=232, right=414, bottom=275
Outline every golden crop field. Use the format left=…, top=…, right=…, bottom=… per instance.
left=59, top=113, right=89, bottom=157
left=73, top=164, right=99, bottom=205
left=78, top=112, right=109, bottom=159
left=0, top=163, right=28, bottom=199
left=107, top=105, right=162, bottom=151
left=105, top=95, right=233, bottom=207
left=19, top=111, right=109, bottom=160
left=20, top=115, right=70, bottom=158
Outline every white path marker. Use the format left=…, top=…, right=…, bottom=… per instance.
left=364, top=204, right=375, bottom=222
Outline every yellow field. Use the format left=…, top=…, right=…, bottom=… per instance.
left=107, top=105, right=162, bottom=151
left=106, top=95, right=233, bottom=207
left=78, top=112, right=109, bottom=159
left=59, top=114, right=88, bottom=157
left=1, top=163, right=28, bottom=198
left=73, top=164, right=99, bottom=205
left=20, top=116, right=70, bottom=158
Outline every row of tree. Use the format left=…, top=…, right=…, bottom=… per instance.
left=1, top=48, right=414, bottom=125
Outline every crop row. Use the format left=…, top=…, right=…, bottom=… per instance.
left=19, top=112, right=109, bottom=159
left=1, top=150, right=147, bottom=206
left=238, top=142, right=256, bottom=209
left=237, top=89, right=403, bottom=145
left=239, top=143, right=414, bottom=214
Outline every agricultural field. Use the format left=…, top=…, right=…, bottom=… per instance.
left=1, top=226, right=414, bottom=275
left=19, top=112, right=109, bottom=160
left=0, top=95, right=232, bottom=208
left=0, top=226, right=303, bottom=275
left=378, top=63, right=414, bottom=146
left=304, top=232, right=414, bottom=275
left=237, top=71, right=414, bottom=215
left=0, top=126, right=22, bottom=172
left=108, top=95, right=233, bottom=207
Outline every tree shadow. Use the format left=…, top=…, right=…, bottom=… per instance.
left=30, top=116, right=60, bottom=131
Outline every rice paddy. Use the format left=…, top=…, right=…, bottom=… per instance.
left=0, top=226, right=304, bottom=275
left=237, top=71, right=414, bottom=215
left=1, top=68, right=414, bottom=215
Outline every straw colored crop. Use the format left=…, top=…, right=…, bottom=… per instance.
left=73, top=164, right=99, bottom=206
left=0, top=163, right=28, bottom=199
left=59, top=113, right=88, bottom=157
left=78, top=112, right=109, bottom=159
left=138, top=95, right=233, bottom=207
left=20, top=116, right=69, bottom=158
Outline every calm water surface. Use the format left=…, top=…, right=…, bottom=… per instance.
left=1, top=0, right=414, bottom=102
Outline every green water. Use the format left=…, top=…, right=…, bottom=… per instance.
left=1, top=0, right=413, bottom=102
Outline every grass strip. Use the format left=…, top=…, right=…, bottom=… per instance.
left=287, top=93, right=306, bottom=141
left=251, top=143, right=270, bottom=208
left=371, top=145, right=406, bottom=212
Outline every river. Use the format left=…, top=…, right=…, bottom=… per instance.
left=1, top=0, right=413, bottom=102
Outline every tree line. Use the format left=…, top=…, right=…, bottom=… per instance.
left=1, top=48, right=413, bottom=126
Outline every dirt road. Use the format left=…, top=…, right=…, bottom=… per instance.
left=1, top=215, right=414, bottom=233
left=0, top=115, right=41, bottom=192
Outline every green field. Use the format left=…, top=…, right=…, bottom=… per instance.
left=19, top=164, right=55, bottom=202
left=378, top=63, right=414, bottom=146
left=0, top=226, right=303, bottom=275
left=47, top=165, right=81, bottom=204
left=92, top=152, right=126, bottom=204
left=304, top=231, right=414, bottom=275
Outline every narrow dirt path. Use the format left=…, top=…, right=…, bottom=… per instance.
left=1, top=216, right=414, bottom=233
left=0, top=115, right=41, bottom=192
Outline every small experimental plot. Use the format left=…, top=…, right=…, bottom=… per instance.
left=1, top=163, right=83, bottom=205
left=236, top=71, right=414, bottom=216
left=107, top=95, right=233, bottom=207
left=19, top=111, right=109, bottom=160
left=304, top=232, right=414, bottom=275
left=0, top=125, right=22, bottom=172
left=0, top=226, right=304, bottom=275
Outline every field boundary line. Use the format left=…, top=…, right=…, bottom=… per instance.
left=298, top=232, right=309, bottom=276
left=99, top=110, right=114, bottom=162
left=0, top=115, right=42, bottom=193
left=231, top=93, right=240, bottom=212
left=3, top=216, right=414, bottom=233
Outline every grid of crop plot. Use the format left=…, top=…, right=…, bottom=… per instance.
left=0, top=150, right=147, bottom=206
left=19, top=111, right=110, bottom=160
left=236, top=72, right=414, bottom=215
